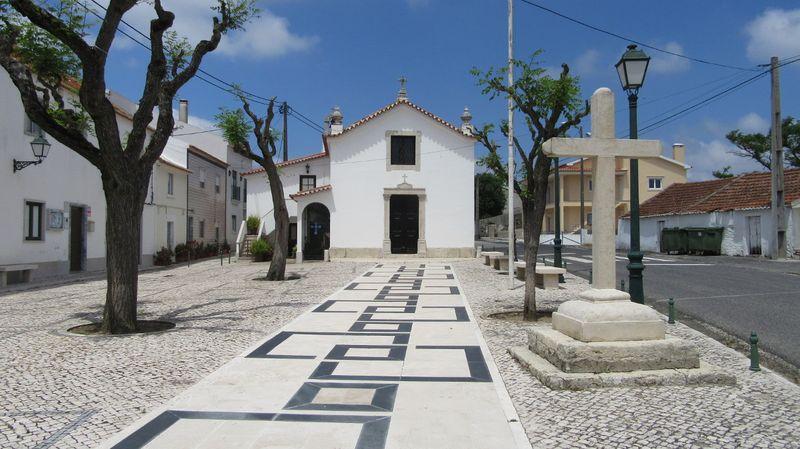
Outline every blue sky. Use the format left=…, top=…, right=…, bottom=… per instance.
left=100, top=0, right=800, bottom=180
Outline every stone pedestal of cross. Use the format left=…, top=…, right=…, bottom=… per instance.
left=543, top=87, right=664, bottom=342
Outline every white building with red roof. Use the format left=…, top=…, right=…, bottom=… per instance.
left=243, top=85, right=476, bottom=261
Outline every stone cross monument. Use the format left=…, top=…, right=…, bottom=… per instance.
left=509, top=87, right=734, bottom=389
left=543, top=87, right=663, bottom=342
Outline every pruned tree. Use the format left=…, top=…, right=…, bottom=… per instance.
left=216, top=94, right=289, bottom=281
left=726, top=116, right=800, bottom=170
left=471, top=54, right=589, bottom=320
left=0, top=0, right=257, bottom=333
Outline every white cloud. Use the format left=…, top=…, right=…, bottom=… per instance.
left=109, top=0, right=316, bottom=59
left=736, top=112, right=769, bottom=134
left=573, top=49, right=600, bottom=77
left=685, top=138, right=765, bottom=181
left=649, top=42, right=691, bottom=74
left=745, top=9, right=800, bottom=62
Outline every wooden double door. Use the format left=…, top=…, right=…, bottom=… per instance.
left=390, top=195, right=419, bottom=254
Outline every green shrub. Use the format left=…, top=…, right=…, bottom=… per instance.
left=174, top=243, right=189, bottom=261
left=154, top=247, right=173, bottom=266
left=250, top=238, right=273, bottom=262
left=246, top=215, right=260, bottom=235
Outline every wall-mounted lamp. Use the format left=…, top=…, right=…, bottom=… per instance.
left=305, top=163, right=310, bottom=174
left=14, top=131, right=51, bottom=173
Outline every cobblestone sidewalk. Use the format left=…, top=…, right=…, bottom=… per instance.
left=0, top=260, right=373, bottom=449
left=453, top=259, right=800, bottom=449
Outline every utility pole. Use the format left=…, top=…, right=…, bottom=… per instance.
left=770, top=56, right=786, bottom=259
left=579, top=127, right=585, bottom=245
left=281, top=101, right=289, bottom=162
left=475, top=174, right=480, bottom=240
left=506, top=0, right=515, bottom=288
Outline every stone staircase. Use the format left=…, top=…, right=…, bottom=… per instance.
left=240, top=235, right=259, bottom=257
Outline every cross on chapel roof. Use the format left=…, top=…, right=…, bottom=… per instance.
left=397, top=76, right=408, bottom=101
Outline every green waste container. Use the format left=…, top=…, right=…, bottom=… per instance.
left=685, top=227, right=724, bottom=255
left=660, top=228, right=688, bottom=254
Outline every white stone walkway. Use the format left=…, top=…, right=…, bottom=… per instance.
left=100, top=263, right=530, bottom=449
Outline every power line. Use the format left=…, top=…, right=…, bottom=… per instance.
left=82, top=0, right=324, bottom=134
left=517, top=0, right=760, bottom=72
left=636, top=55, right=800, bottom=136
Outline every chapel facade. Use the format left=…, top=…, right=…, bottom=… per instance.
left=243, top=88, right=476, bottom=261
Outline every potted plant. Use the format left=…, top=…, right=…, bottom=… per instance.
left=174, top=243, right=189, bottom=262
left=250, top=238, right=272, bottom=262
left=246, top=215, right=260, bottom=235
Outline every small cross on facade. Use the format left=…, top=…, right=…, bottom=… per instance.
left=401, top=174, right=408, bottom=184
left=310, top=222, right=323, bottom=236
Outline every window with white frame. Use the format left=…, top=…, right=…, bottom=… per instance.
left=199, top=220, right=205, bottom=238
left=215, top=175, right=220, bottom=194
left=588, top=177, right=593, bottom=191
left=167, top=173, right=174, bottom=195
left=24, top=115, right=41, bottom=136
left=648, top=177, right=663, bottom=190
left=24, top=201, right=44, bottom=241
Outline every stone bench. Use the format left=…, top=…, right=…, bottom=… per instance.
left=513, top=261, right=546, bottom=281
left=481, top=251, right=503, bottom=266
left=492, top=255, right=510, bottom=271
left=0, top=264, right=38, bottom=287
left=513, top=262, right=565, bottom=289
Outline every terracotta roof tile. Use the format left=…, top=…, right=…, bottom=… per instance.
left=242, top=152, right=328, bottom=176
left=328, top=98, right=474, bottom=139
left=636, top=169, right=800, bottom=218
left=289, top=184, right=332, bottom=200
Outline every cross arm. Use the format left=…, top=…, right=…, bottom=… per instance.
left=542, top=137, right=662, bottom=159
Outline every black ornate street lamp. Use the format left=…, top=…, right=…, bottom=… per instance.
left=616, top=44, right=650, bottom=304
left=14, top=131, right=51, bottom=173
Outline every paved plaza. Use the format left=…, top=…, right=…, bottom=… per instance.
left=101, top=262, right=529, bottom=449
left=1, top=258, right=799, bottom=448
left=0, top=260, right=373, bottom=449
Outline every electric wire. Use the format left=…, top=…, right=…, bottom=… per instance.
left=517, top=0, right=759, bottom=72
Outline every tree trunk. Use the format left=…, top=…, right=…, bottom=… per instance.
left=100, top=173, right=148, bottom=334
left=522, top=198, right=541, bottom=320
left=262, top=158, right=289, bottom=281
left=521, top=159, right=552, bottom=321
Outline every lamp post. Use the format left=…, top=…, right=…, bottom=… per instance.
left=616, top=44, right=650, bottom=304
left=14, top=130, right=51, bottom=173
left=553, top=156, right=562, bottom=278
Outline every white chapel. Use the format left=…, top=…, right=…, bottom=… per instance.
left=243, top=84, right=476, bottom=261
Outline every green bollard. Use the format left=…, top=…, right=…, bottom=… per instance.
left=668, top=298, right=675, bottom=324
left=541, top=256, right=546, bottom=266
left=187, top=249, right=191, bottom=268
left=621, top=279, right=626, bottom=292
left=589, top=270, right=592, bottom=284
left=749, top=332, right=761, bottom=372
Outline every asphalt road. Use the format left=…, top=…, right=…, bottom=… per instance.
left=479, top=238, right=800, bottom=371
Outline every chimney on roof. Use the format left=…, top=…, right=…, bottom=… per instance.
left=329, top=106, right=343, bottom=135
left=178, top=99, right=189, bottom=124
left=672, top=143, right=685, bottom=163
left=460, top=106, right=474, bottom=135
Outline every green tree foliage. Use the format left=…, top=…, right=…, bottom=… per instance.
left=472, top=53, right=588, bottom=320
left=712, top=166, right=735, bottom=179
left=476, top=172, right=506, bottom=219
left=726, top=117, right=800, bottom=170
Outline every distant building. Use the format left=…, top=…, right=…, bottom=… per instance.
left=544, top=143, right=690, bottom=234
left=617, top=169, right=800, bottom=258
